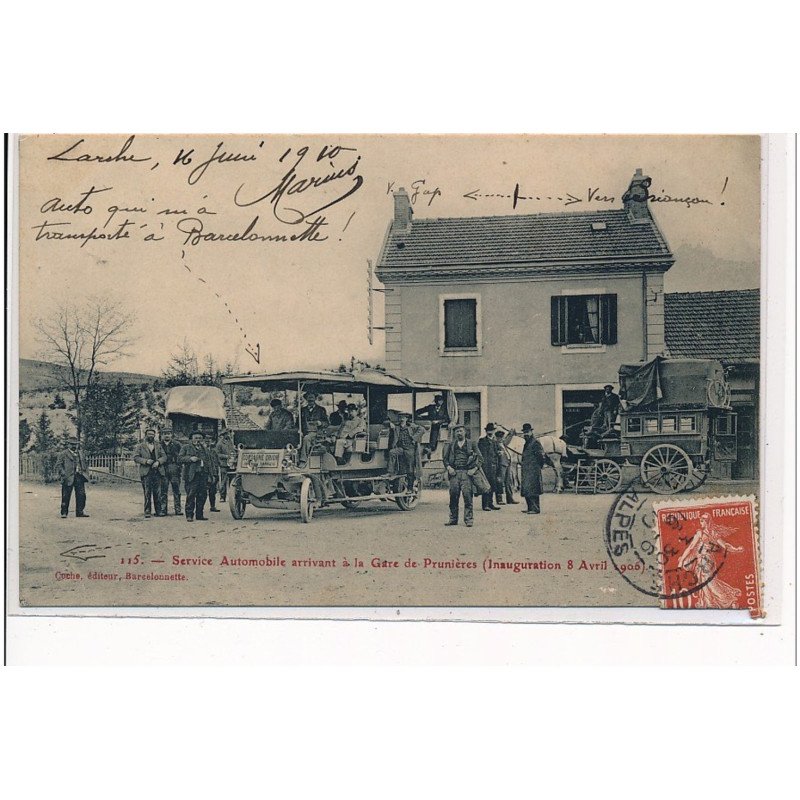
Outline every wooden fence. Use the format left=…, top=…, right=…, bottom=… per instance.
left=19, top=452, right=139, bottom=482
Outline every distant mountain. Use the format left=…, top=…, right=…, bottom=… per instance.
left=19, top=359, right=160, bottom=393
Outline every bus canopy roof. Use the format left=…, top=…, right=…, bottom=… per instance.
left=222, top=368, right=451, bottom=395
left=164, top=385, right=227, bottom=420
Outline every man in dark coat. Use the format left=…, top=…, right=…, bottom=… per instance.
left=204, top=433, right=221, bottom=512
left=179, top=430, right=210, bottom=521
left=477, top=423, right=501, bottom=511
left=519, top=423, right=549, bottom=514
left=133, top=428, right=167, bottom=518
left=416, top=394, right=450, bottom=451
left=329, top=400, right=349, bottom=427
left=160, top=428, right=183, bottom=515
left=599, top=384, right=621, bottom=433
left=442, top=424, right=483, bottom=527
left=55, top=436, right=90, bottom=518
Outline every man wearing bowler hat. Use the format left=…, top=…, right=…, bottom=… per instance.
left=179, top=429, right=210, bottom=522
left=442, top=423, right=483, bottom=527
left=477, top=422, right=501, bottom=511
left=55, top=436, right=90, bottom=518
left=519, top=423, right=549, bottom=514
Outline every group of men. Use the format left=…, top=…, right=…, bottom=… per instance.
left=56, top=428, right=236, bottom=523
left=297, top=393, right=368, bottom=464
left=442, top=422, right=550, bottom=527
left=132, top=427, right=235, bottom=521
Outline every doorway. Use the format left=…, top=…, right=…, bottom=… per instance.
left=732, top=404, right=757, bottom=480
left=455, top=393, right=481, bottom=441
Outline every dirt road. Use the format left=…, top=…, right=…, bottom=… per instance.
left=16, top=479, right=758, bottom=608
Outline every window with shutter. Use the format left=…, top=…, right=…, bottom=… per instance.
left=443, top=298, right=478, bottom=349
left=551, top=294, right=618, bottom=346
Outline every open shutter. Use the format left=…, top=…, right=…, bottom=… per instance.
left=601, top=294, right=618, bottom=344
left=551, top=296, right=567, bottom=345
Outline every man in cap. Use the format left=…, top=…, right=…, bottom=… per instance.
left=204, top=432, right=222, bottom=512
left=266, top=397, right=295, bottom=431
left=133, top=428, right=167, bottom=518
left=179, top=429, right=210, bottom=521
left=599, top=384, right=621, bottom=434
left=477, top=423, right=501, bottom=511
left=214, top=428, right=235, bottom=502
left=388, top=412, right=424, bottom=486
left=518, top=423, right=549, bottom=514
left=55, top=436, right=90, bottom=518
left=160, top=427, right=183, bottom=515
left=442, top=423, right=482, bottom=527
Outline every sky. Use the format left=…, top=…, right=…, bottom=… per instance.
left=16, top=134, right=761, bottom=377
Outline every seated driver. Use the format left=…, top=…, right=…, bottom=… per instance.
left=337, top=403, right=366, bottom=455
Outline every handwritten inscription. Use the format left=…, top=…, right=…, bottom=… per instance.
left=464, top=182, right=719, bottom=210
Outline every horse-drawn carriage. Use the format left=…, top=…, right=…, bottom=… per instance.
left=222, top=369, right=454, bottom=522
left=561, top=357, right=737, bottom=494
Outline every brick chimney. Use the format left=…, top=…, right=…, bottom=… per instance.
left=622, top=168, right=652, bottom=221
left=393, top=187, right=413, bottom=229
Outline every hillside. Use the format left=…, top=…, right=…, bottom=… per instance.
left=19, top=358, right=160, bottom=393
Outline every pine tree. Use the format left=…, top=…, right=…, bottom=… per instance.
left=33, top=411, right=57, bottom=453
left=19, top=416, right=32, bottom=450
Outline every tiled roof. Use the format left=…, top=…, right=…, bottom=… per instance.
left=378, top=209, right=671, bottom=269
left=664, top=289, right=760, bottom=362
left=226, top=408, right=261, bottom=430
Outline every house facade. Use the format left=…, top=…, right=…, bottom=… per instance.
left=375, top=170, right=674, bottom=443
left=664, top=289, right=760, bottom=480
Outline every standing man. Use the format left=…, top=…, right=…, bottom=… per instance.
left=519, top=423, right=548, bottom=515
left=388, top=412, right=424, bottom=486
left=179, top=429, right=210, bottom=522
left=204, top=432, right=221, bottom=512
left=215, top=428, right=235, bottom=502
left=442, top=423, right=482, bottom=527
left=600, top=384, right=621, bottom=434
left=133, top=428, right=166, bottom=518
left=494, top=429, right=519, bottom=504
left=160, top=427, right=183, bottom=515
left=477, top=423, right=501, bottom=511
left=56, top=436, right=90, bottom=518
left=266, top=398, right=295, bottom=431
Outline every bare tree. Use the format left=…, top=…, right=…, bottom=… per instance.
left=34, top=295, right=136, bottom=439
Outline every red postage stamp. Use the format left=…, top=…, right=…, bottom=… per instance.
left=653, top=495, right=762, bottom=618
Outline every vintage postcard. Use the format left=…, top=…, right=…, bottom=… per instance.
left=8, top=134, right=774, bottom=619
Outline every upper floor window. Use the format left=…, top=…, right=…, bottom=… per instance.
left=440, top=294, right=482, bottom=355
left=551, top=294, right=617, bottom=346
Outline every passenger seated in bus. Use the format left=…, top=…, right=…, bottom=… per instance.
left=300, top=392, right=329, bottom=433
left=266, top=398, right=295, bottom=431
left=416, top=394, right=450, bottom=451
left=335, top=404, right=367, bottom=459
left=299, top=418, right=331, bottom=465
left=329, top=400, right=348, bottom=427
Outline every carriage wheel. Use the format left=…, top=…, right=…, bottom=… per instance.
left=639, top=444, right=692, bottom=494
left=681, top=459, right=711, bottom=493
left=594, top=459, right=623, bottom=493
left=228, top=478, right=246, bottom=520
left=299, top=477, right=317, bottom=523
left=395, top=477, right=422, bottom=511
